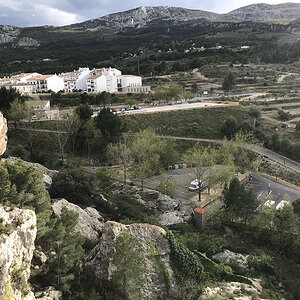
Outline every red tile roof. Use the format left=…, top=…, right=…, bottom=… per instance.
left=194, top=208, right=207, bottom=214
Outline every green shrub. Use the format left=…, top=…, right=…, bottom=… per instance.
left=167, top=232, right=204, bottom=280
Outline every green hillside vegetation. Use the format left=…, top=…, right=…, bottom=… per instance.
left=124, top=106, right=248, bottom=139
left=2, top=19, right=300, bottom=76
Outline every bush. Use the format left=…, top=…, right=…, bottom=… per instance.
left=50, top=168, right=96, bottom=206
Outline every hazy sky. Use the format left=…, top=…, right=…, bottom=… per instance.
left=0, top=0, right=298, bottom=27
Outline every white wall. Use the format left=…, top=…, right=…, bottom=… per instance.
left=95, top=76, right=107, bottom=92
left=47, top=75, right=64, bottom=93
left=76, top=69, right=90, bottom=91
left=119, top=76, right=142, bottom=89
left=106, top=76, right=118, bottom=93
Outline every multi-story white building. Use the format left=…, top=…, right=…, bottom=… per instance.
left=6, top=82, right=35, bottom=95
left=59, top=68, right=90, bottom=92
left=86, top=70, right=107, bottom=93
left=0, top=67, right=150, bottom=94
left=27, top=75, right=64, bottom=93
left=86, top=68, right=150, bottom=93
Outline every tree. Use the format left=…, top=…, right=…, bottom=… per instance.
left=223, top=177, right=259, bottom=223
left=95, top=91, right=111, bottom=108
left=107, top=134, right=132, bottom=184
left=221, top=117, right=238, bottom=140
left=183, top=145, right=216, bottom=201
left=278, top=109, right=291, bottom=121
left=292, top=198, right=300, bottom=217
left=130, top=129, right=163, bottom=190
left=8, top=101, right=38, bottom=158
left=49, top=168, right=96, bottom=206
left=191, top=82, right=198, bottom=94
left=222, top=73, right=236, bottom=91
left=248, top=107, right=261, bottom=127
left=0, top=160, right=52, bottom=241
left=153, top=84, right=192, bottom=103
left=75, top=104, right=93, bottom=122
left=156, top=176, right=177, bottom=197
left=43, top=206, right=84, bottom=294
left=111, top=231, right=145, bottom=300
left=8, top=99, right=27, bottom=128
left=50, top=114, right=81, bottom=166
left=81, top=119, right=102, bottom=159
left=0, top=86, right=25, bottom=115
left=95, top=108, right=123, bottom=144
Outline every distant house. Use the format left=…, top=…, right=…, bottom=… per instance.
left=117, top=75, right=150, bottom=93
left=27, top=75, right=64, bottom=93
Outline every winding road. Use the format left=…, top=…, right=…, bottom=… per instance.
left=157, top=135, right=300, bottom=173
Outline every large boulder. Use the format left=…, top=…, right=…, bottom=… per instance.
left=52, top=199, right=104, bottom=242
left=35, top=286, right=62, bottom=300
left=6, top=157, right=58, bottom=189
left=0, top=206, right=37, bottom=300
left=0, top=112, right=7, bottom=155
left=213, top=250, right=249, bottom=270
left=85, top=221, right=174, bottom=300
left=198, top=282, right=264, bottom=300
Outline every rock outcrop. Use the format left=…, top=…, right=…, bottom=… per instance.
left=17, top=37, right=40, bottom=48
left=0, top=112, right=7, bottom=155
left=0, top=25, right=20, bottom=44
left=134, top=188, right=194, bottom=226
left=7, top=157, right=58, bottom=188
left=0, top=206, right=37, bottom=300
left=213, top=250, right=249, bottom=270
left=35, top=286, right=62, bottom=300
left=198, top=281, right=264, bottom=300
left=85, top=221, right=174, bottom=299
left=52, top=199, right=104, bottom=241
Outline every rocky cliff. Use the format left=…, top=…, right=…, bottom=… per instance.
left=0, top=206, right=37, bottom=300
left=66, top=3, right=300, bottom=32
left=85, top=221, right=174, bottom=299
left=0, top=112, right=7, bottom=156
left=0, top=25, right=20, bottom=44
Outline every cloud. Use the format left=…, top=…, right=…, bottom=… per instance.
left=0, top=0, right=299, bottom=27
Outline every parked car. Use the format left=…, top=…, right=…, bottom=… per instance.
left=189, top=179, right=203, bottom=191
left=31, top=115, right=38, bottom=121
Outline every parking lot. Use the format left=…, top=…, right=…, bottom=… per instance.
left=245, top=173, right=300, bottom=205
left=142, top=168, right=300, bottom=209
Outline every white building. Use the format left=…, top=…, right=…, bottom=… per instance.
left=86, top=67, right=121, bottom=93
left=117, top=75, right=150, bottom=93
left=27, top=75, right=64, bottom=93
left=86, top=70, right=107, bottom=93
left=6, top=82, right=35, bottom=95
left=59, top=67, right=90, bottom=92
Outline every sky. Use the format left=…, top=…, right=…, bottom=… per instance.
left=0, top=0, right=298, bottom=27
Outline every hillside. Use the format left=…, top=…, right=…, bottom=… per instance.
left=1, top=3, right=300, bottom=76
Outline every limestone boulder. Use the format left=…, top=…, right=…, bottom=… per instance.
left=52, top=199, right=104, bottom=242
left=0, top=112, right=7, bottom=155
left=0, top=206, right=37, bottom=300
left=85, top=221, right=174, bottom=300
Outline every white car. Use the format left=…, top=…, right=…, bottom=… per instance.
left=31, top=115, right=38, bottom=121
left=189, top=179, right=203, bottom=191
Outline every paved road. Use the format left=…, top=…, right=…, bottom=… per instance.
left=158, top=135, right=300, bottom=173
left=122, top=101, right=236, bottom=115
left=245, top=173, right=300, bottom=205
